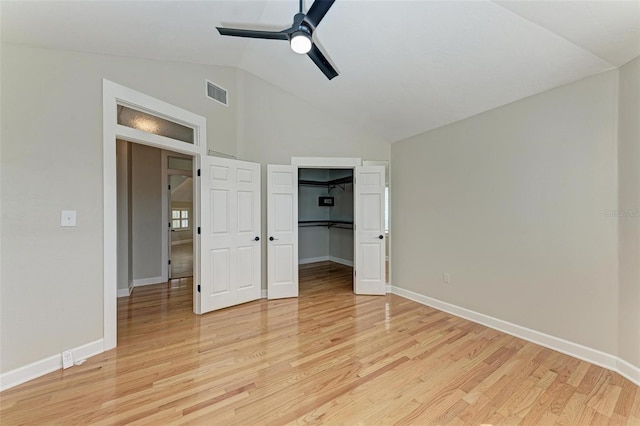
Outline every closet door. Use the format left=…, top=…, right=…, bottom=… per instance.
left=199, top=156, right=262, bottom=313
left=267, top=165, right=299, bottom=299
left=354, top=166, right=386, bottom=295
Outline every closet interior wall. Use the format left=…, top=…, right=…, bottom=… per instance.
left=298, top=169, right=354, bottom=267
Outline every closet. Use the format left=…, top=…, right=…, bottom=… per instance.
left=298, top=168, right=354, bottom=269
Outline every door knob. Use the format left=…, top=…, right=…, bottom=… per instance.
left=254, top=236, right=260, bottom=241
left=378, top=235, right=384, bottom=239
left=269, top=236, right=274, bottom=241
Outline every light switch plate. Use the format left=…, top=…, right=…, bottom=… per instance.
left=61, top=210, right=77, bottom=227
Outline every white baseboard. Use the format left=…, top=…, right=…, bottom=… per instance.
left=328, top=256, right=353, bottom=267
left=261, top=289, right=267, bottom=299
left=171, top=239, right=193, bottom=246
left=117, top=287, right=132, bottom=298
left=299, top=256, right=354, bottom=267
left=390, top=286, right=640, bottom=386
left=299, top=256, right=329, bottom=265
left=386, top=284, right=392, bottom=293
left=617, top=357, right=640, bottom=386
left=0, top=339, right=104, bottom=392
left=133, top=276, right=164, bottom=287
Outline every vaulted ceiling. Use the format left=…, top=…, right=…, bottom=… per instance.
left=2, top=1, right=639, bottom=142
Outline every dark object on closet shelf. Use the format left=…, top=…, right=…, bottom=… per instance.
left=318, top=196, right=334, bottom=206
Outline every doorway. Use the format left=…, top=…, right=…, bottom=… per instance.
left=267, top=158, right=387, bottom=299
left=298, top=168, right=354, bottom=292
left=168, top=155, right=194, bottom=279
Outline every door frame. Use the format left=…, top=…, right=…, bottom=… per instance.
left=103, top=79, right=206, bottom=350
left=289, top=157, right=362, bottom=294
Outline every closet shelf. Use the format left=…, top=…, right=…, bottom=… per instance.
left=298, top=220, right=353, bottom=229
left=298, top=175, right=352, bottom=192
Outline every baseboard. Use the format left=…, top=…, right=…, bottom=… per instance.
left=299, top=256, right=329, bottom=265
left=328, top=256, right=353, bottom=267
left=117, top=287, right=132, bottom=298
left=0, top=339, right=104, bottom=392
left=617, top=357, right=640, bottom=385
left=261, top=289, right=267, bottom=299
left=133, top=276, right=164, bottom=287
left=171, top=239, right=193, bottom=246
left=390, top=286, right=640, bottom=386
left=386, top=284, right=392, bottom=293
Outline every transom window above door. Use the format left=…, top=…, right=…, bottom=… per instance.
left=117, top=105, right=195, bottom=144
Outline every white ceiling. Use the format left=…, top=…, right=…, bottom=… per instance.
left=2, top=0, right=639, bottom=142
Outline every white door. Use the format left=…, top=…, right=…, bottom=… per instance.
left=354, top=166, right=386, bottom=295
left=267, top=165, right=298, bottom=299
left=199, top=156, right=261, bottom=313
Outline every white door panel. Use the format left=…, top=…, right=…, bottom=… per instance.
left=267, top=165, right=298, bottom=299
left=199, top=156, right=261, bottom=313
left=355, top=166, right=386, bottom=295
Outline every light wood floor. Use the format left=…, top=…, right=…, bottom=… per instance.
left=1, top=262, right=639, bottom=425
left=170, top=242, right=193, bottom=279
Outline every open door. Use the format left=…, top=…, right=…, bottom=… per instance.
left=267, top=164, right=298, bottom=299
left=199, top=156, right=261, bottom=313
left=354, top=165, right=386, bottom=295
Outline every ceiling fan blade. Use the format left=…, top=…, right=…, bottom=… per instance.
left=216, top=27, right=289, bottom=40
left=307, top=43, right=338, bottom=80
left=304, top=0, right=335, bottom=28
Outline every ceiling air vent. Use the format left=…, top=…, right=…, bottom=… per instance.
left=206, top=80, right=228, bottom=106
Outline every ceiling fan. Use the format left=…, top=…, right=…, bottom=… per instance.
left=216, top=0, right=338, bottom=80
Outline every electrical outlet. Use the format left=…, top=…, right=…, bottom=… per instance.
left=62, top=350, right=73, bottom=369
left=443, top=273, right=450, bottom=284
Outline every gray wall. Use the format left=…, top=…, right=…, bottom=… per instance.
left=116, top=140, right=132, bottom=292
left=392, top=70, right=620, bottom=355
left=0, top=44, right=388, bottom=374
left=131, top=144, right=163, bottom=283
left=617, top=56, right=640, bottom=367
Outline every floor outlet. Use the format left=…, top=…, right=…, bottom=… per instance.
left=443, top=273, right=450, bottom=284
left=62, top=350, right=73, bottom=369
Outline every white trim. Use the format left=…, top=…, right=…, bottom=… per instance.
left=390, top=286, right=640, bottom=386
left=291, top=157, right=362, bottom=168
left=299, top=256, right=329, bottom=265
left=261, top=289, right=268, bottom=299
left=386, top=284, right=392, bottom=293
left=329, top=256, right=354, bottom=267
left=172, top=239, right=193, bottom=246
left=133, top=276, right=165, bottom=287
left=0, top=340, right=104, bottom=392
left=117, top=287, right=132, bottom=298
left=298, top=256, right=354, bottom=267
left=617, top=358, right=640, bottom=385
left=103, top=79, right=207, bottom=351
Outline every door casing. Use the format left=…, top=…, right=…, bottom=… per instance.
left=103, top=79, right=206, bottom=350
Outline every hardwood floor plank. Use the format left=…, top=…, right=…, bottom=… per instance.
left=1, top=261, right=638, bottom=425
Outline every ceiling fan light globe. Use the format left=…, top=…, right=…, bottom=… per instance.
left=290, top=32, right=312, bottom=54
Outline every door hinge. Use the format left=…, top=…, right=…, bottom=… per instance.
left=197, top=284, right=201, bottom=293
left=197, top=226, right=201, bottom=234
left=197, top=169, right=201, bottom=177
left=168, top=259, right=171, bottom=265
left=168, top=222, right=171, bottom=228
left=354, top=270, right=357, bottom=277
left=168, top=184, right=171, bottom=190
